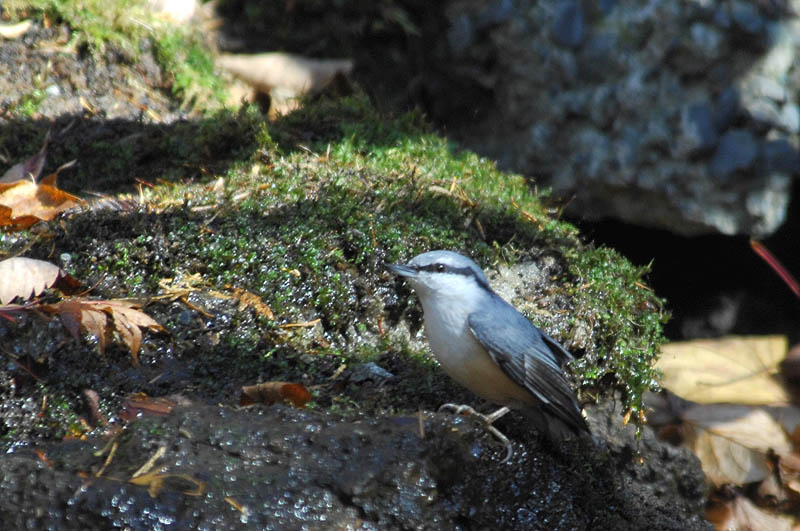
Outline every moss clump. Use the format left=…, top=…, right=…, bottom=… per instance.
left=565, top=247, right=667, bottom=419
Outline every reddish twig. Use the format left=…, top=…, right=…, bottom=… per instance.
left=750, top=239, right=800, bottom=299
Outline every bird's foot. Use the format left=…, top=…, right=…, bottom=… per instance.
left=438, top=404, right=514, bottom=463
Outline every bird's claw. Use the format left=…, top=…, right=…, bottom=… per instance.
left=438, top=404, right=514, bottom=463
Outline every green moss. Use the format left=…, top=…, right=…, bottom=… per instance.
left=4, top=0, right=150, bottom=57
left=0, top=86, right=665, bottom=433
left=565, top=246, right=667, bottom=419
left=154, top=30, right=228, bottom=110
left=4, top=0, right=226, bottom=109
left=13, top=88, right=46, bottom=117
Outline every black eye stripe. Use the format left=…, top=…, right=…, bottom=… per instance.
left=415, top=263, right=491, bottom=291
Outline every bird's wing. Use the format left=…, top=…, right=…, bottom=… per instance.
left=468, top=306, right=588, bottom=435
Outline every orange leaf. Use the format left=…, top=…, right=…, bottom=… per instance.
left=0, top=179, right=82, bottom=230
left=240, top=382, right=311, bottom=408
left=0, top=257, right=80, bottom=304
left=120, top=395, right=177, bottom=421
left=233, top=287, right=274, bottom=319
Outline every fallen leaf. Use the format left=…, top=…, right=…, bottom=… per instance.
left=217, top=52, right=353, bottom=115
left=83, top=389, right=105, bottom=427
left=657, top=336, right=790, bottom=404
left=217, top=52, right=352, bottom=95
left=706, top=493, right=792, bottom=531
left=0, top=131, right=49, bottom=184
left=119, top=394, right=177, bottom=421
left=43, top=299, right=166, bottom=363
left=233, top=287, right=273, bottom=319
left=777, top=452, right=800, bottom=497
left=129, top=471, right=204, bottom=498
left=33, top=449, right=52, bottom=467
left=0, top=20, right=33, bottom=40
left=0, top=257, right=81, bottom=304
left=682, top=404, right=792, bottom=486
left=0, top=179, right=83, bottom=230
left=240, top=382, right=311, bottom=408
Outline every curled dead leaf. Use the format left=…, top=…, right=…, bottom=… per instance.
left=43, top=299, right=166, bottom=363
left=0, top=131, right=48, bottom=184
left=240, top=381, right=311, bottom=408
left=0, top=179, right=83, bottom=230
left=0, top=257, right=81, bottom=304
left=232, top=287, right=273, bottom=319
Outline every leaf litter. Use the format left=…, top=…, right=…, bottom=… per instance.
left=653, top=334, right=800, bottom=529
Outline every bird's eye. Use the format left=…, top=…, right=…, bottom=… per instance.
left=436, top=264, right=446, bottom=272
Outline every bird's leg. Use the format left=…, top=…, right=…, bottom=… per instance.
left=438, top=404, right=514, bottom=463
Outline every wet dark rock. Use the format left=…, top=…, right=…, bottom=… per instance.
left=0, top=404, right=711, bottom=530
left=551, top=1, right=585, bottom=49
left=730, top=1, right=766, bottom=36
left=710, top=129, right=758, bottom=179
left=762, top=139, right=800, bottom=175
left=678, top=103, right=719, bottom=156
left=712, top=88, right=740, bottom=131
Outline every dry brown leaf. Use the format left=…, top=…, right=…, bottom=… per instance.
left=683, top=404, right=792, bottom=486
left=0, top=179, right=83, bottom=230
left=129, top=471, right=205, bottom=498
left=0, top=131, right=49, bottom=184
left=44, top=299, right=166, bottom=362
left=217, top=52, right=352, bottom=115
left=240, top=381, right=311, bottom=408
left=0, top=257, right=81, bottom=304
left=217, top=53, right=353, bottom=94
left=119, top=394, right=178, bottom=421
left=0, top=20, right=33, bottom=39
left=706, top=493, right=792, bottom=531
left=233, top=287, right=274, bottom=319
left=657, top=336, right=790, bottom=404
left=778, top=452, right=800, bottom=497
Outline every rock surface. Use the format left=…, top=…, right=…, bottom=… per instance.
left=0, top=404, right=710, bottom=530
left=431, top=0, right=800, bottom=236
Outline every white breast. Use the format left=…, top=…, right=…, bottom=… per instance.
left=419, top=294, right=534, bottom=406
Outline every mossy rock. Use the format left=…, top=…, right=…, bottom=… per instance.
left=0, top=91, right=665, bottom=446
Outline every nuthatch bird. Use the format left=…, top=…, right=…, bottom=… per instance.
left=387, top=250, right=589, bottom=461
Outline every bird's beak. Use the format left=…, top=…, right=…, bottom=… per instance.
left=386, top=263, right=418, bottom=278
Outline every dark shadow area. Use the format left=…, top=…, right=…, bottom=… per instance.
left=1, top=113, right=262, bottom=193
left=214, top=0, right=493, bottom=122
left=576, top=181, right=800, bottom=343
